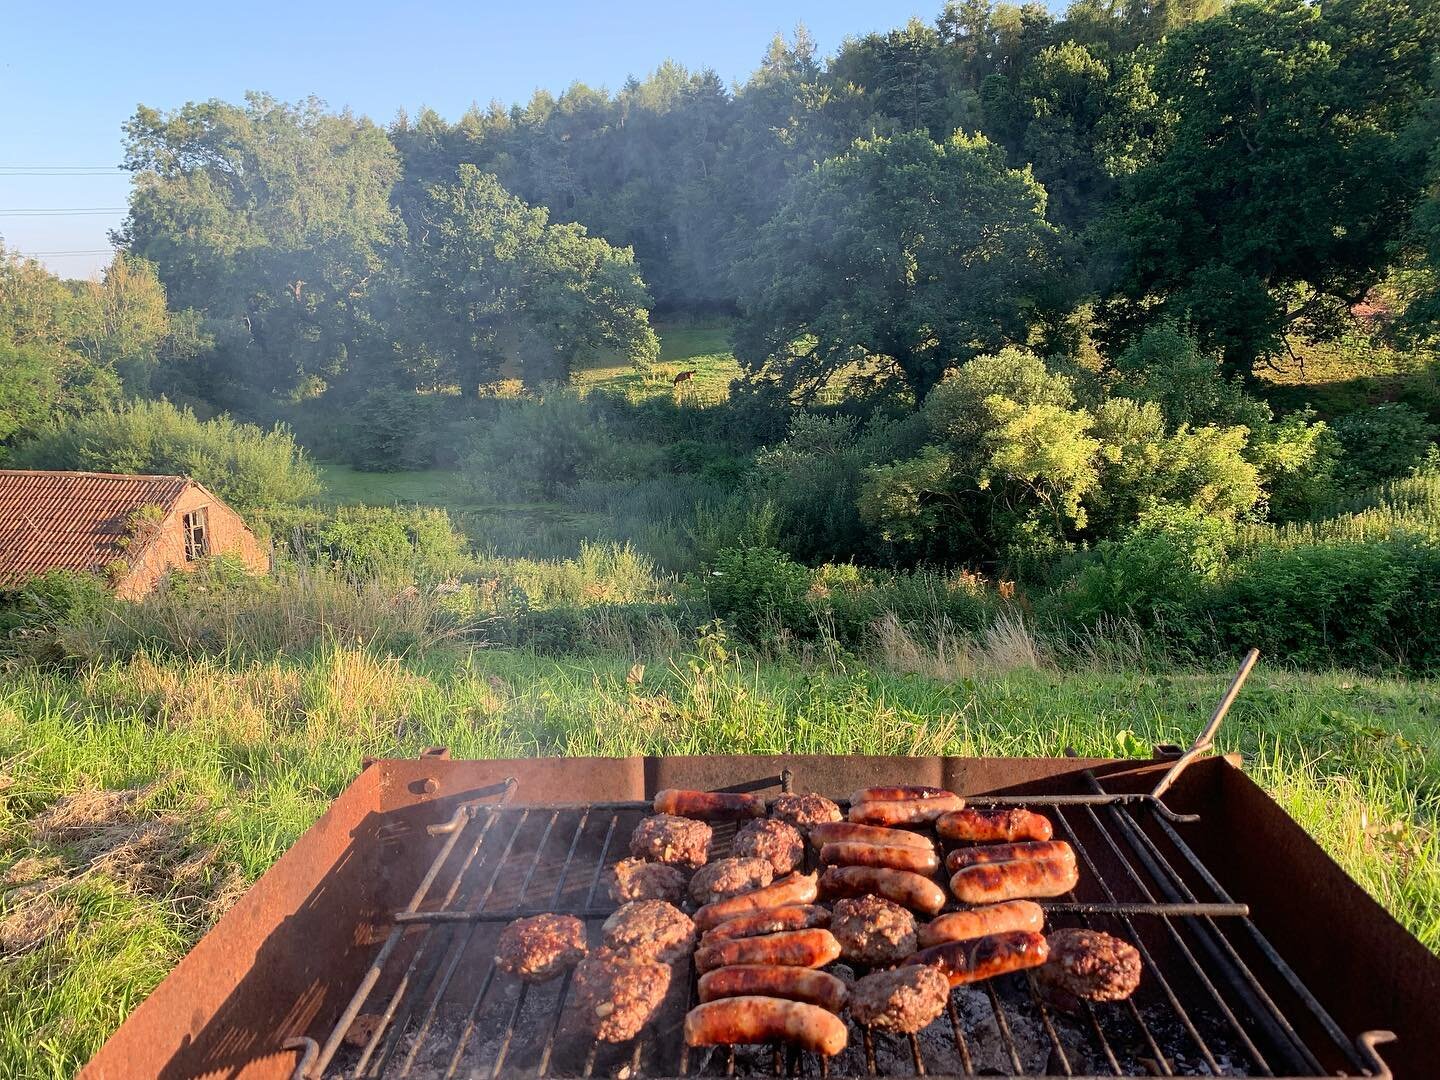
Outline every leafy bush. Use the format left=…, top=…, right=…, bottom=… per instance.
left=344, top=389, right=450, bottom=472
left=9, top=398, right=319, bottom=512
left=811, top=565, right=998, bottom=646
left=463, top=392, right=667, bottom=499
left=752, top=412, right=924, bottom=563
left=280, top=506, right=468, bottom=579
left=0, top=570, right=112, bottom=635
left=702, top=546, right=812, bottom=637
left=1198, top=539, right=1440, bottom=672
left=1054, top=511, right=1229, bottom=628
left=1331, top=404, right=1437, bottom=488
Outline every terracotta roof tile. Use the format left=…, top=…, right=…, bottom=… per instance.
left=0, top=470, right=191, bottom=586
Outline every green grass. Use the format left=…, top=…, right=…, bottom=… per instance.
left=0, top=642, right=1436, bottom=1076
left=315, top=463, right=481, bottom=508
left=572, top=319, right=741, bottom=401
left=1257, top=334, right=1439, bottom=418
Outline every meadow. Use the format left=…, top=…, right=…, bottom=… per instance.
left=1, top=585, right=1437, bottom=1077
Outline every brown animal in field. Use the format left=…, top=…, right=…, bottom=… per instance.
left=674, top=370, right=698, bottom=386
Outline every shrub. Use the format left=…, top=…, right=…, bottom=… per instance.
left=1198, top=539, right=1440, bottom=672
left=812, top=565, right=998, bottom=646
left=1055, top=511, right=1229, bottom=629
left=280, top=506, right=468, bottom=579
left=1331, top=404, right=1437, bottom=489
left=0, top=570, right=112, bottom=635
left=344, top=389, right=448, bottom=472
left=702, top=546, right=812, bottom=637
left=8, top=398, right=319, bottom=512
left=463, top=392, right=669, bottom=499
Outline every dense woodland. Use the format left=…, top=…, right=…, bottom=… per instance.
left=2, top=0, right=1440, bottom=669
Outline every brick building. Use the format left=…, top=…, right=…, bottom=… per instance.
left=0, top=470, right=268, bottom=599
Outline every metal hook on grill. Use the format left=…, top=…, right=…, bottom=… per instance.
left=284, top=1036, right=318, bottom=1080
left=1355, top=1030, right=1397, bottom=1079
left=1150, top=649, right=1259, bottom=801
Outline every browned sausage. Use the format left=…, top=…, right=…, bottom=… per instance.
left=693, top=872, right=819, bottom=932
left=654, top=788, right=766, bottom=821
left=919, top=901, right=1045, bottom=947
left=808, top=821, right=934, bottom=852
left=950, top=856, right=1079, bottom=904
left=694, top=928, right=842, bottom=973
left=936, top=807, right=1053, bottom=843
left=684, top=997, right=848, bottom=1055
left=819, top=865, right=947, bottom=915
left=848, top=793, right=964, bottom=826
left=697, top=965, right=848, bottom=1012
left=701, top=905, right=831, bottom=944
left=848, top=785, right=951, bottom=804
left=820, top=841, right=940, bottom=874
left=944, top=840, right=1075, bottom=873
left=903, top=930, right=1050, bottom=986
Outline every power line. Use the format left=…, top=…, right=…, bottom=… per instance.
left=0, top=208, right=127, bottom=216
left=12, top=249, right=117, bottom=257
left=0, top=166, right=120, bottom=172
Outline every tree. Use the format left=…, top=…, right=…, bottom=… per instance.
left=118, top=93, right=402, bottom=403
left=1102, top=0, right=1438, bottom=377
left=405, top=167, right=657, bottom=389
left=0, top=339, right=59, bottom=450
left=734, top=131, right=1069, bottom=402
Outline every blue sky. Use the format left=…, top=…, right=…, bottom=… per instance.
left=2, top=0, right=933, bottom=278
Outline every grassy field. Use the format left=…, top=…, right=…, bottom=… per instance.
left=571, top=320, right=741, bottom=401
left=1257, top=334, right=1438, bottom=416
left=0, top=638, right=1436, bottom=1077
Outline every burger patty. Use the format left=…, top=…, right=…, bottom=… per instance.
left=1036, top=929, right=1142, bottom=1002
left=610, top=857, right=688, bottom=904
left=848, top=965, right=951, bottom=1033
left=770, top=792, right=842, bottom=829
left=494, top=913, right=588, bottom=982
left=629, top=814, right=712, bottom=869
left=830, top=894, right=918, bottom=967
left=570, top=948, right=672, bottom=1042
left=688, top=856, right=775, bottom=907
left=733, top=817, right=805, bottom=876
left=602, top=900, right=696, bottom=964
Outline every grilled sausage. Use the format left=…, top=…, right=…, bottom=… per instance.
left=820, top=841, right=940, bottom=875
left=694, top=928, right=842, bottom=973
left=684, top=997, right=848, bottom=1055
left=819, top=865, right=947, bottom=915
left=903, top=930, right=1050, bottom=986
left=693, top=872, right=819, bottom=932
left=654, top=789, right=766, bottom=821
left=701, top=905, right=831, bottom=944
left=936, top=807, right=1053, bottom=843
left=848, top=793, right=965, bottom=827
left=944, top=840, right=1075, bottom=873
left=697, top=965, right=849, bottom=1012
left=808, top=821, right=935, bottom=852
left=918, top=901, right=1045, bottom=947
left=848, top=785, right=951, bottom=804
left=950, top=856, right=1079, bottom=904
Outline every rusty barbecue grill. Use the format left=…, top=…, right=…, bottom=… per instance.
left=82, top=670, right=1439, bottom=1080
left=285, top=773, right=1395, bottom=1080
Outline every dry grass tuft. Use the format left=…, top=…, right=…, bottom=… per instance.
left=31, top=784, right=155, bottom=844
left=0, top=889, right=76, bottom=955
left=872, top=610, right=1050, bottom=680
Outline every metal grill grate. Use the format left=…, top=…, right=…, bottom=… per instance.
left=295, top=778, right=1394, bottom=1080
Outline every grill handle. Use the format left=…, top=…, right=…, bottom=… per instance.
left=1151, top=648, right=1259, bottom=800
